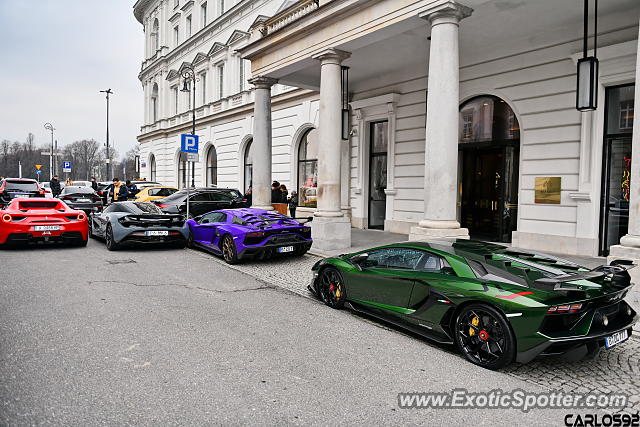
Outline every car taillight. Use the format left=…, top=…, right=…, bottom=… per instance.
left=77, top=213, right=86, bottom=221
left=246, top=231, right=265, bottom=238
left=62, top=195, right=73, bottom=200
left=547, top=303, right=583, bottom=314
left=156, top=203, right=168, bottom=208
left=39, top=190, right=45, bottom=195
left=2, top=214, right=11, bottom=222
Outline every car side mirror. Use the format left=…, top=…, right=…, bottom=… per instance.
left=350, top=253, right=369, bottom=271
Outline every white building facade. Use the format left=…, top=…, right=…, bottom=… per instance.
left=135, top=0, right=640, bottom=264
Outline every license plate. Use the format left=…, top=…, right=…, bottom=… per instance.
left=278, top=246, right=294, bottom=253
left=34, top=225, right=61, bottom=231
left=605, top=329, right=629, bottom=349
left=77, top=198, right=90, bottom=203
left=12, top=193, right=30, bottom=198
left=145, top=230, right=168, bottom=236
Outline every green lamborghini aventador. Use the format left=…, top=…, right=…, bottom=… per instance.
left=309, top=240, right=637, bottom=370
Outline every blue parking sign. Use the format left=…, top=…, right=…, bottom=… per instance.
left=181, top=134, right=199, bottom=153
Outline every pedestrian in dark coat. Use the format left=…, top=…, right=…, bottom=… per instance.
left=244, top=186, right=252, bottom=207
left=90, top=177, right=98, bottom=191
left=125, top=180, right=138, bottom=199
left=109, top=178, right=128, bottom=203
left=271, top=181, right=282, bottom=203
left=288, top=191, right=298, bottom=218
left=50, top=175, right=61, bottom=198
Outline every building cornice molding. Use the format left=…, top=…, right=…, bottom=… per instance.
left=138, top=0, right=269, bottom=79
left=226, top=29, right=250, bottom=46
left=168, top=11, right=181, bottom=22
left=137, top=88, right=316, bottom=142
left=208, top=41, right=228, bottom=57
left=180, top=0, right=194, bottom=12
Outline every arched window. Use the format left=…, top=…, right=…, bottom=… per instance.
left=297, top=128, right=318, bottom=208
left=459, top=95, right=520, bottom=143
left=178, top=152, right=188, bottom=188
left=206, top=145, right=217, bottom=186
left=152, top=19, right=159, bottom=52
left=149, top=154, right=157, bottom=182
left=151, top=83, right=159, bottom=122
left=243, top=139, right=253, bottom=191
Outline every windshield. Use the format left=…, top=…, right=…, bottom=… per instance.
left=5, top=180, right=39, bottom=192
left=61, top=186, right=95, bottom=194
left=162, top=190, right=188, bottom=202
left=127, top=202, right=163, bottom=214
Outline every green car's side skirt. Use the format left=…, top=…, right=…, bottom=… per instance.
left=351, top=298, right=416, bottom=315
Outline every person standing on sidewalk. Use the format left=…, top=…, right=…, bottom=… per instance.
left=288, top=190, right=298, bottom=218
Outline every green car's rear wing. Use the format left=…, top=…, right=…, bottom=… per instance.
left=533, top=261, right=635, bottom=292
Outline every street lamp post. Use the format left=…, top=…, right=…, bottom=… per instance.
left=44, top=122, right=55, bottom=180
left=181, top=65, right=198, bottom=220
left=100, top=89, right=113, bottom=180
left=181, top=66, right=197, bottom=187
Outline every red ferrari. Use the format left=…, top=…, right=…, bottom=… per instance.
left=0, top=198, right=88, bottom=247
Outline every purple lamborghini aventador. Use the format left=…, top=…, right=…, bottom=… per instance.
left=186, top=208, right=313, bottom=264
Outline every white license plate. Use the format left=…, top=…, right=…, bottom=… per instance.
left=77, top=198, right=90, bottom=203
left=145, top=230, right=168, bottom=236
left=12, top=193, right=30, bottom=198
left=34, top=225, right=61, bottom=231
left=278, top=246, right=294, bottom=253
left=605, top=329, right=629, bottom=349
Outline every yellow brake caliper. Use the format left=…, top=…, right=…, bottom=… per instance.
left=335, top=286, right=341, bottom=300
left=469, top=316, right=480, bottom=336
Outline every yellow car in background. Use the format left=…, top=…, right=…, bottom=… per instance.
left=135, top=186, right=178, bottom=202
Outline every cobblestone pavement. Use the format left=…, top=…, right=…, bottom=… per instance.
left=191, top=250, right=640, bottom=414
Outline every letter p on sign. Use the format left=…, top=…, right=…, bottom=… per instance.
left=181, top=134, right=199, bottom=153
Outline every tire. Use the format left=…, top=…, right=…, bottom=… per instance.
left=454, top=303, right=516, bottom=370
left=317, top=267, right=346, bottom=309
left=186, top=232, right=194, bottom=248
left=89, top=218, right=97, bottom=239
left=293, top=247, right=308, bottom=257
left=173, top=240, right=187, bottom=249
left=105, top=223, right=119, bottom=251
left=220, top=234, right=239, bottom=264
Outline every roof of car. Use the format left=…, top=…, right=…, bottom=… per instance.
left=385, top=240, right=585, bottom=273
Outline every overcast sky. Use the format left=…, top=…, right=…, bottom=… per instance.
left=0, top=0, right=143, bottom=157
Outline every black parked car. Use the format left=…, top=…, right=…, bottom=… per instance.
left=58, top=186, right=103, bottom=213
left=96, top=182, right=111, bottom=205
left=0, top=178, right=45, bottom=205
left=153, top=188, right=245, bottom=217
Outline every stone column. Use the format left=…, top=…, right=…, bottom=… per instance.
left=248, top=76, right=278, bottom=211
left=608, top=20, right=640, bottom=286
left=311, top=48, right=352, bottom=252
left=409, top=1, right=473, bottom=241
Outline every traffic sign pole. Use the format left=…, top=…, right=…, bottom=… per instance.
left=180, top=134, right=199, bottom=220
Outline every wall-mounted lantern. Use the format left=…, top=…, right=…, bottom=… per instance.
left=341, top=66, right=350, bottom=140
left=576, top=0, right=598, bottom=111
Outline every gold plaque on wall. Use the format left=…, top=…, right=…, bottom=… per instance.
left=535, top=177, right=561, bottom=204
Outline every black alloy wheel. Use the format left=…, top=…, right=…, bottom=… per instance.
left=318, top=267, right=346, bottom=309
left=455, top=304, right=516, bottom=370
left=221, top=234, right=238, bottom=264
left=105, top=223, right=119, bottom=251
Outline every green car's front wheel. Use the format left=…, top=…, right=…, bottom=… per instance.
left=455, top=304, right=516, bottom=370
left=318, top=267, right=346, bottom=309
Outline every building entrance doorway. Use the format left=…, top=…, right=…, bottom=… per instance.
left=458, top=96, right=520, bottom=242
left=368, top=121, right=388, bottom=229
left=599, top=84, right=634, bottom=255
